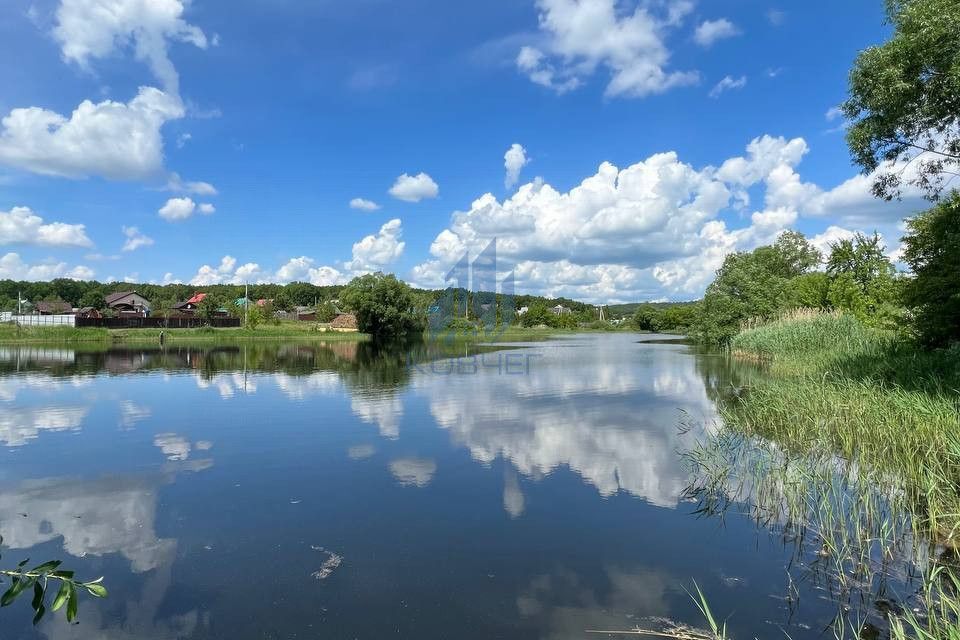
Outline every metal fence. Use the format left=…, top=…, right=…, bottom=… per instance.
left=8, top=314, right=77, bottom=327
left=75, top=316, right=241, bottom=329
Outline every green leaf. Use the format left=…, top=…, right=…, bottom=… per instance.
left=32, top=602, right=46, bottom=626
left=65, top=584, right=77, bottom=623
left=17, top=558, right=29, bottom=569
left=1, top=578, right=25, bottom=607
left=30, top=561, right=61, bottom=574
left=31, top=581, right=43, bottom=611
left=50, top=570, right=74, bottom=579
left=31, top=582, right=45, bottom=625
left=84, top=583, right=107, bottom=598
left=51, top=581, right=70, bottom=612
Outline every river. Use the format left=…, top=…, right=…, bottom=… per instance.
left=0, top=334, right=898, bottom=638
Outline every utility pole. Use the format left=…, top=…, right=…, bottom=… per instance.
left=17, top=290, right=21, bottom=315
left=245, top=282, right=249, bottom=326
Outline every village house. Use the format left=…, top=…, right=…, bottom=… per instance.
left=35, top=300, right=73, bottom=315
left=75, top=307, right=103, bottom=319
left=551, top=304, right=572, bottom=315
left=172, top=293, right=230, bottom=318
left=171, top=292, right=206, bottom=316
left=295, top=305, right=316, bottom=321
left=104, top=291, right=152, bottom=317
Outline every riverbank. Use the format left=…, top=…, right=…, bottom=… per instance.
left=709, top=310, right=960, bottom=636
left=0, top=322, right=636, bottom=346
left=0, top=322, right=370, bottom=345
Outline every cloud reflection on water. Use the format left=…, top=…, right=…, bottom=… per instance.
left=413, top=336, right=719, bottom=508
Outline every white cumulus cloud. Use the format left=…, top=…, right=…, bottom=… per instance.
left=345, top=219, right=405, bottom=272
left=54, top=0, right=208, bottom=94
left=0, top=206, right=92, bottom=247
left=0, top=87, right=184, bottom=180
left=275, top=257, right=346, bottom=286
left=693, top=18, right=740, bottom=47
left=0, top=253, right=94, bottom=281
left=504, top=143, right=530, bottom=189
left=181, top=219, right=406, bottom=286
left=350, top=198, right=381, bottom=211
left=389, top=173, right=439, bottom=202
left=410, top=134, right=913, bottom=302
left=121, top=226, right=154, bottom=252
left=516, top=0, right=699, bottom=98
left=190, top=255, right=264, bottom=286
left=158, top=197, right=215, bottom=221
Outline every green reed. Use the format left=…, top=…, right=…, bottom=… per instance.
left=697, top=310, right=960, bottom=637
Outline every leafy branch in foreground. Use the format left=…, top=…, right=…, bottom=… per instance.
left=0, top=536, right=107, bottom=625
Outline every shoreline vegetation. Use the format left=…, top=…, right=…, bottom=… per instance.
left=687, top=310, right=960, bottom=638
left=0, top=321, right=601, bottom=346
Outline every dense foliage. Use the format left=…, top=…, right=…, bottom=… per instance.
left=0, top=280, right=345, bottom=316
left=690, top=230, right=903, bottom=345
left=632, top=303, right=696, bottom=333
left=519, top=303, right=578, bottom=329
left=901, top=192, right=960, bottom=346
left=340, top=273, right=425, bottom=338
left=844, top=0, right=960, bottom=200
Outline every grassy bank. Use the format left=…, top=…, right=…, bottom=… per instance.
left=728, top=310, right=960, bottom=530
left=0, top=322, right=369, bottom=344
left=0, top=322, right=632, bottom=346
left=702, top=310, right=960, bottom=636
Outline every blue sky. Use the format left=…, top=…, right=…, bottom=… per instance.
left=0, top=0, right=926, bottom=302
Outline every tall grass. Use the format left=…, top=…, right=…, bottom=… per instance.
left=0, top=321, right=369, bottom=344
left=0, top=324, right=110, bottom=343
left=733, top=309, right=878, bottom=365
left=707, top=309, right=960, bottom=637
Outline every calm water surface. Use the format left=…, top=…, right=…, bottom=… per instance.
left=0, top=335, right=864, bottom=638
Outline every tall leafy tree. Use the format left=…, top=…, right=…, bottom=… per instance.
left=825, top=232, right=899, bottom=321
left=843, top=0, right=960, bottom=200
left=341, top=273, right=424, bottom=338
left=693, top=231, right=821, bottom=344
left=901, top=192, right=960, bottom=345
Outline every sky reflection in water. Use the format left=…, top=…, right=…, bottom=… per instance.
left=0, top=335, right=855, bottom=639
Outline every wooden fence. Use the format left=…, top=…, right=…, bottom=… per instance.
left=75, top=317, right=241, bottom=329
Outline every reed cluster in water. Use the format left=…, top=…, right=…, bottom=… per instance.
left=688, top=310, right=960, bottom=638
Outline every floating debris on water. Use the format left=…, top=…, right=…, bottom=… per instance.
left=311, top=547, right=343, bottom=580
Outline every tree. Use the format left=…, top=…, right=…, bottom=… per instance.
left=825, top=233, right=899, bottom=322
left=633, top=305, right=663, bottom=331
left=659, top=304, right=696, bottom=331
left=272, top=291, right=293, bottom=312
left=245, top=304, right=267, bottom=329
left=843, top=0, right=960, bottom=200
left=691, top=231, right=822, bottom=344
left=771, top=230, right=823, bottom=277
left=316, top=301, right=338, bottom=323
left=785, top=272, right=831, bottom=309
left=827, top=272, right=869, bottom=319
left=520, top=303, right=553, bottom=328
left=197, top=295, right=224, bottom=323
left=340, top=273, right=424, bottom=338
left=78, top=290, right=105, bottom=310
left=901, top=192, right=960, bottom=345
